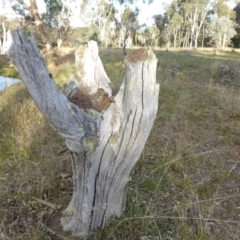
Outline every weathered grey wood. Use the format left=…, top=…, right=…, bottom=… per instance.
left=7, top=29, right=159, bottom=237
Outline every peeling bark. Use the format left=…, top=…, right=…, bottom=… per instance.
left=7, top=29, right=159, bottom=237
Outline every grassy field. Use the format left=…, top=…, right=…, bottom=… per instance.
left=1, top=47, right=240, bottom=239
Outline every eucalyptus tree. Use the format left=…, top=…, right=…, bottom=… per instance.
left=216, top=0, right=236, bottom=19
left=234, top=2, right=240, bottom=24
left=0, top=21, right=7, bottom=53
left=188, top=0, right=210, bottom=48
left=41, top=0, right=63, bottom=48
left=87, top=0, right=115, bottom=48
left=0, top=0, right=6, bottom=53
left=80, top=0, right=153, bottom=52
left=119, top=6, right=139, bottom=54
left=144, top=24, right=160, bottom=47
left=166, top=12, right=182, bottom=49
left=232, top=3, right=240, bottom=47
left=163, top=0, right=214, bottom=48
left=42, top=0, right=62, bottom=28
left=217, top=0, right=236, bottom=48
left=55, top=0, right=72, bottom=48
left=154, top=13, right=168, bottom=47
left=206, top=16, right=236, bottom=48
left=11, top=0, right=76, bottom=48
left=12, top=0, right=49, bottom=45
left=165, top=0, right=210, bottom=49
left=208, top=0, right=237, bottom=49
left=164, top=0, right=183, bottom=48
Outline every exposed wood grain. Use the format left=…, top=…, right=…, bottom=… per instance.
left=7, top=29, right=159, bottom=237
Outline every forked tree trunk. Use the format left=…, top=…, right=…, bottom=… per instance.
left=7, top=29, right=159, bottom=237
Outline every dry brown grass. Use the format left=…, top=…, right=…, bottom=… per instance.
left=1, top=47, right=240, bottom=239
left=0, top=84, right=73, bottom=239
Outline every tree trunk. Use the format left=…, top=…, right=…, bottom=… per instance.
left=7, top=29, right=159, bottom=237
left=201, top=25, right=204, bottom=48
left=57, top=37, right=62, bottom=49
left=123, top=32, right=128, bottom=55
left=194, top=31, right=199, bottom=48
left=29, top=0, right=48, bottom=45
left=222, top=33, right=227, bottom=49
left=1, top=21, right=6, bottom=54
left=173, top=32, right=177, bottom=49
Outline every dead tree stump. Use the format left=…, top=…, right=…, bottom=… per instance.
left=7, top=29, right=159, bottom=237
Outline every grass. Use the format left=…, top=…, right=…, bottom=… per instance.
left=1, top=47, right=240, bottom=239
left=0, top=54, right=18, bottom=78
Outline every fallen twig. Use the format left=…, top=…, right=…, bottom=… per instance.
left=32, top=197, right=56, bottom=209
left=39, top=221, right=64, bottom=239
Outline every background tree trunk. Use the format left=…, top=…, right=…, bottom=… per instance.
left=7, top=29, right=159, bottom=237
left=1, top=22, right=6, bottom=53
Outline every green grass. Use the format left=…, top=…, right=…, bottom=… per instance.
left=0, top=54, right=19, bottom=78
left=1, top=47, right=240, bottom=239
left=0, top=67, right=18, bottom=78
left=53, top=65, right=75, bottom=87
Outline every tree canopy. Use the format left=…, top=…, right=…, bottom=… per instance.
left=1, top=0, right=240, bottom=49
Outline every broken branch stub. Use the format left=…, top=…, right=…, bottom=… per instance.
left=7, top=29, right=159, bottom=237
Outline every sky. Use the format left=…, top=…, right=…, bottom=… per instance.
left=137, top=0, right=172, bottom=26
left=1, top=0, right=238, bottom=26
left=0, top=0, right=173, bottom=27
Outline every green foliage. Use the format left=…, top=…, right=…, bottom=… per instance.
left=42, top=0, right=62, bottom=27
left=206, top=16, right=237, bottom=48
left=215, top=0, right=236, bottom=19
left=234, top=3, right=240, bottom=25
left=89, top=32, right=101, bottom=44
left=12, top=2, right=26, bottom=19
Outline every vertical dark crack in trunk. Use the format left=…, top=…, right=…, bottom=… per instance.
left=98, top=108, right=133, bottom=226
left=91, top=131, right=113, bottom=229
